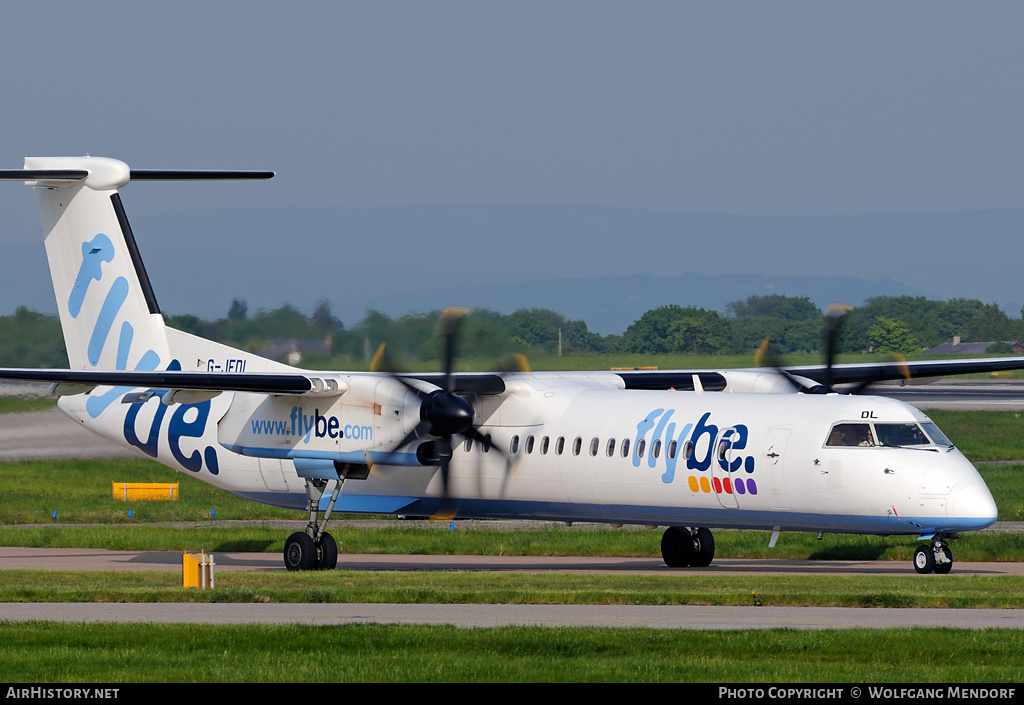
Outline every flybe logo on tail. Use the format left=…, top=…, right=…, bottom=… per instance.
left=72, top=234, right=129, bottom=367
left=635, top=409, right=758, bottom=496
left=72, top=230, right=220, bottom=476
left=70, top=234, right=115, bottom=318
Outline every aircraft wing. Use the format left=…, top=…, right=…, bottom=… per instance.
left=0, top=356, right=1021, bottom=397
left=786, top=357, right=1024, bottom=386
left=0, top=368, right=507, bottom=397
left=615, top=356, right=1024, bottom=390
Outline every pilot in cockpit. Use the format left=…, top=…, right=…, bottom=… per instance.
left=826, top=423, right=874, bottom=447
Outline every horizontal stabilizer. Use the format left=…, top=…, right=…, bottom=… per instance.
left=0, top=169, right=273, bottom=183
left=129, top=170, right=275, bottom=180
left=0, top=170, right=88, bottom=182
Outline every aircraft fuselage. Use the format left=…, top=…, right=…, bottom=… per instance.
left=57, top=373, right=997, bottom=538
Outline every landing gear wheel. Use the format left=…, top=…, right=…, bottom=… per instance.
left=933, top=545, right=953, bottom=575
left=692, top=527, right=716, bottom=567
left=661, top=526, right=696, bottom=567
left=289, top=477, right=346, bottom=572
left=317, top=532, right=338, bottom=571
left=913, top=545, right=935, bottom=574
left=284, top=531, right=317, bottom=572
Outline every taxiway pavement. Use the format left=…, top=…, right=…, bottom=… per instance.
left=0, top=601, right=1021, bottom=630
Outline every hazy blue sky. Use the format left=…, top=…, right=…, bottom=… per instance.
left=1, top=2, right=1023, bottom=323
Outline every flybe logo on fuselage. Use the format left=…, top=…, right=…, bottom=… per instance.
left=635, top=409, right=758, bottom=496
left=249, top=407, right=373, bottom=444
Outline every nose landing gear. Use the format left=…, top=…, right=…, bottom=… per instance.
left=913, top=536, right=954, bottom=574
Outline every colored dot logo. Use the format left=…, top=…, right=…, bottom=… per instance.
left=688, top=474, right=757, bottom=495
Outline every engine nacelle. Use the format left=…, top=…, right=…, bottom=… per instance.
left=217, top=374, right=439, bottom=467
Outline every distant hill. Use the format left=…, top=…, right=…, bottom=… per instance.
left=2, top=203, right=1021, bottom=334
left=362, top=271, right=928, bottom=335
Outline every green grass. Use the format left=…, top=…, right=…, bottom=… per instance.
left=0, top=569, right=1022, bottom=609
left=0, top=622, right=1020, bottom=682
left=929, top=409, right=1024, bottom=462
left=0, top=396, right=57, bottom=414
left=0, top=457, right=299, bottom=524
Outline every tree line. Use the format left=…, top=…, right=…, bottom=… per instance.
left=2, top=294, right=1022, bottom=368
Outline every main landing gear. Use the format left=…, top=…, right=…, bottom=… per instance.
left=284, top=477, right=343, bottom=571
left=661, top=526, right=716, bottom=568
left=913, top=535, right=954, bottom=574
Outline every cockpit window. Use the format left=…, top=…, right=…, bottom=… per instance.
left=921, top=422, right=953, bottom=446
left=826, top=423, right=874, bottom=447
left=875, top=423, right=931, bottom=447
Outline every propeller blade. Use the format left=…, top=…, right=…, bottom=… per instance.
left=438, top=307, right=470, bottom=392
left=365, top=420, right=434, bottom=472
left=431, top=436, right=460, bottom=519
left=846, top=354, right=911, bottom=395
left=393, top=373, right=434, bottom=402
left=372, top=342, right=441, bottom=404
left=755, top=335, right=813, bottom=393
left=459, top=426, right=522, bottom=499
left=394, top=420, right=434, bottom=454
left=755, top=303, right=854, bottom=395
left=497, top=353, right=531, bottom=375
left=369, top=306, right=531, bottom=511
left=822, top=303, right=852, bottom=393
left=753, top=335, right=772, bottom=369
left=438, top=438, right=453, bottom=495
left=370, top=342, right=389, bottom=373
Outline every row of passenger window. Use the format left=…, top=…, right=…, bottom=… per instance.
left=464, top=433, right=698, bottom=460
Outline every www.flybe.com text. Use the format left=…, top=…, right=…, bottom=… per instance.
left=249, top=407, right=372, bottom=442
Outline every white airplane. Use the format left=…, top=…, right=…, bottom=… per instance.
left=0, top=156, right=1017, bottom=575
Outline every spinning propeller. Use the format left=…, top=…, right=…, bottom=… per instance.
left=755, top=303, right=907, bottom=394
left=371, top=307, right=519, bottom=510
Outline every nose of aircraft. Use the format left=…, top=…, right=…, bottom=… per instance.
left=951, top=482, right=998, bottom=530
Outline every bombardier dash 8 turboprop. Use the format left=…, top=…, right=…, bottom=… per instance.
left=0, top=157, right=1016, bottom=574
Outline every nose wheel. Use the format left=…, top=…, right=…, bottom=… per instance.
left=913, top=538, right=953, bottom=574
